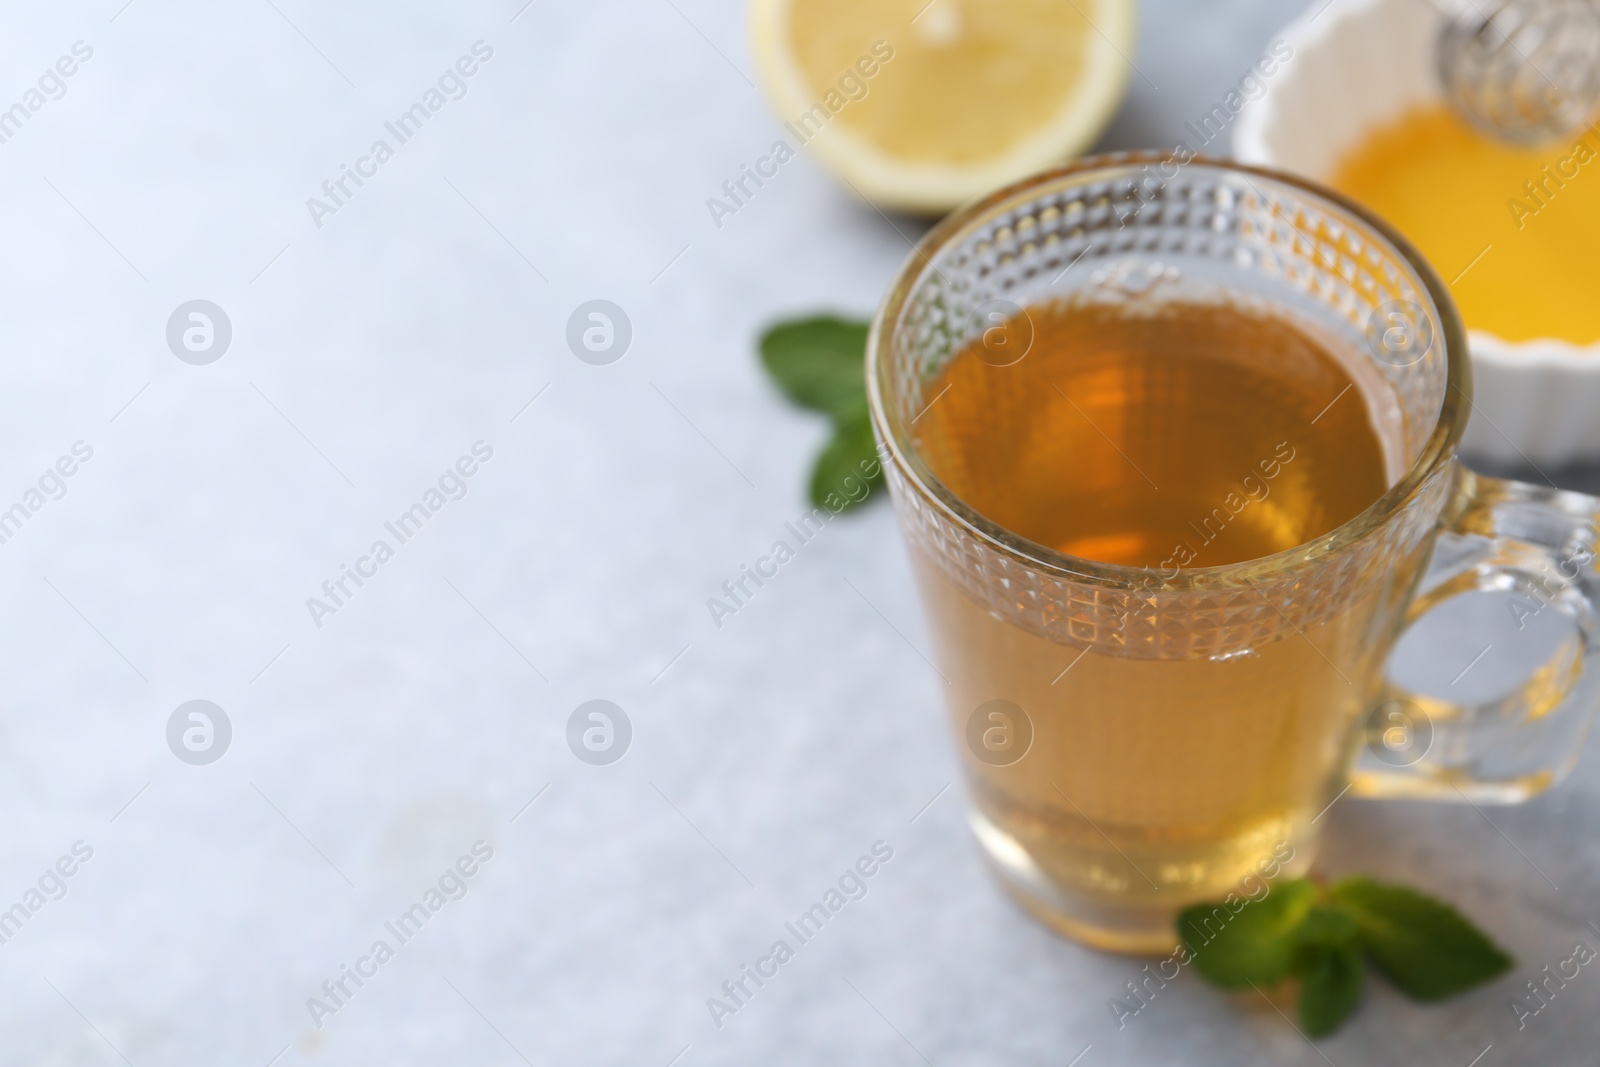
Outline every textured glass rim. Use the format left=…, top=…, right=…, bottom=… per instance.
left=866, top=152, right=1471, bottom=593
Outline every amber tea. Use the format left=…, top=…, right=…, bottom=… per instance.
left=911, top=298, right=1394, bottom=949
left=919, top=300, right=1391, bottom=568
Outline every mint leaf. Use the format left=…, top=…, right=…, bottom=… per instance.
left=759, top=314, right=884, bottom=512
left=1294, top=904, right=1357, bottom=951
left=1330, top=877, right=1513, bottom=1001
left=759, top=316, right=870, bottom=422
left=1181, top=874, right=1511, bottom=1037
left=1179, top=879, right=1317, bottom=988
left=809, top=413, right=883, bottom=511
left=1298, top=940, right=1365, bottom=1037
left=1291, top=906, right=1363, bottom=1037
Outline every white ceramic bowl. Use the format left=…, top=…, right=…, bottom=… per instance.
left=1234, top=0, right=1600, bottom=467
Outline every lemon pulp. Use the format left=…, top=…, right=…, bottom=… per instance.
left=785, top=0, right=1102, bottom=165
left=749, top=0, right=1134, bottom=211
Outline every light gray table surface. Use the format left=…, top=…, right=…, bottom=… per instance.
left=2, top=0, right=1596, bottom=1064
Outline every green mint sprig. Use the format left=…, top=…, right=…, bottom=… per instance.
left=758, top=315, right=883, bottom=511
left=1180, top=876, right=1513, bottom=1036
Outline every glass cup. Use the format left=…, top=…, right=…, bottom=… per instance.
left=865, top=154, right=1600, bottom=953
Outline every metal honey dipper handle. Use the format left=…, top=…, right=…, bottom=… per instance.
left=1437, top=0, right=1600, bottom=143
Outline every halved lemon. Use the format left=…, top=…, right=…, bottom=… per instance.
left=749, top=0, right=1137, bottom=213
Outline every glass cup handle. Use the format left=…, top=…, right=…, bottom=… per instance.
left=1352, top=465, right=1600, bottom=804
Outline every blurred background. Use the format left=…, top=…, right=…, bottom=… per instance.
left=0, top=0, right=1595, bottom=1064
